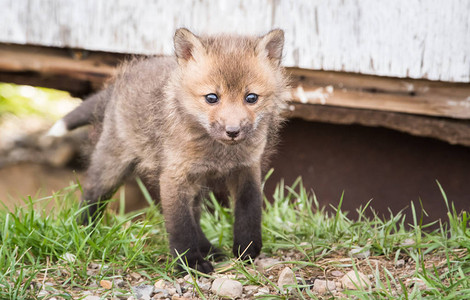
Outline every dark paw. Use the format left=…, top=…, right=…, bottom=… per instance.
left=77, top=202, right=102, bottom=226
left=194, top=259, right=214, bottom=274
left=178, top=254, right=214, bottom=274
left=233, top=240, right=262, bottom=261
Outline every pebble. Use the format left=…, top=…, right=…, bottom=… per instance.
left=313, top=279, right=336, bottom=294
left=211, top=278, right=243, bottom=298
left=395, top=259, right=405, bottom=268
left=152, top=291, right=169, bottom=299
left=83, top=296, right=101, bottom=300
left=349, top=247, right=370, bottom=259
left=154, top=279, right=167, bottom=289
left=89, top=263, right=101, bottom=269
left=257, top=287, right=270, bottom=294
left=405, top=277, right=428, bottom=290
left=100, top=279, right=113, bottom=290
left=243, top=285, right=259, bottom=292
left=277, top=267, right=297, bottom=292
left=62, top=253, right=76, bottom=263
left=38, top=290, right=49, bottom=297
left=130, top=272, right=142, bottom=280
left=133, top=284, right=155, bottom=300
left=174, top=283, right=182, bottom=295
left=171, top=295, right=190, bottom=300
left=401, top=238, right=415, bottom=247
left=331, top=270, right=344, bottom=277
left=341, top=270, right=371, bottom=290
left=254, top=257, right=281, bottom=270
left=197, top=282, right=211, bottom=291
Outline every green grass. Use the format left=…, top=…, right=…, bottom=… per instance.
left=0, top=82, right=79, bottom=120
left=0, top=178, right=469, bottom=299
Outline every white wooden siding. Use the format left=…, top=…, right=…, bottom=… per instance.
left=1, top=0, right=469, bottom=82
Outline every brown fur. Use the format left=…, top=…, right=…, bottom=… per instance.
left=76, top=28, right=289, bottom=273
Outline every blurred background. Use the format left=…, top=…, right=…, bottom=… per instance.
left=1, top=0, right=469, bottom=223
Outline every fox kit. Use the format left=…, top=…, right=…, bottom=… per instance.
left=49, top=28, right=289, bottom=273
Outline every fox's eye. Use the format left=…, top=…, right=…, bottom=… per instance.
left=205, top=93, right=219, bottom=104
left=245, top=93, right=259, bottom=104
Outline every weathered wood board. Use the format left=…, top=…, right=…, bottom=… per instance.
left=1, top=44, right=470, bottom=147
left=2, top=0, right=470, bottom=82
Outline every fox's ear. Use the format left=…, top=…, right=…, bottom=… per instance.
left=256, top=29, right=284, bottom=65
left=174, top=28, right=205, bottom=64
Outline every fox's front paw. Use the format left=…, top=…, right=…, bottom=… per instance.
left=193, top=259, right=214, bottom=274
left=233, top=239, right=262, bottom=261
left=179, top=252, right=214, bottom=274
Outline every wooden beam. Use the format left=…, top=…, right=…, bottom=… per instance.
left=0, top=43, right=469, bottom=147
left=288, top=69, right=470, bottom=119
left=0, top=44, right=122, bottom=96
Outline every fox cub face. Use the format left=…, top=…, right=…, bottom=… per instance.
left=173, top=29, right=287, bottom=145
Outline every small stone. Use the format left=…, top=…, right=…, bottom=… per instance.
left=152, top=290, right=170, bottom=299
left=167, top=288, right=177, bottom=295
left=200, top=277, right=211, bottom=284
left=133, top=284, right=154, bottom=300
left=100, top=279, right=113, bottom=290
left=154, top=279, right=167, bottom=289
left=401, top=239, right=415, bottom=247
left=211, top=278, right=243, bottom=298
left=38, top=290, right=49, bottom=297
left=197, top=282, right=211, bottom=291
left=83, top=296, right=101, bottom=300
left=405, top=277, right=428, bottom=290
left=395, top=259, right=405, bottom=268
left=313, top=279, right=336, bottom=294
left=130, top=272, right=142, bottom=280
left=174, top=283, right=182, bottom=295
left=257, top=287, right=270, bottom=294
left=277, top=267, right=297, bottom=292
left=171, top=295, right=190, bottom=300
left=62, top=253, right=76, bottom=263
left=176, top=278, right=185, bottom=284
left=89, top=263, right=101, bottom=269
left=115, top=279, right=126, bottom=288
left=244, top=285, right=259, bottom=292
left=349, top=247, right=370, bottom=259
left=331, top=270, right=344, bottom=277
left=254, top=257, right=281, bottom=270
left=341, top=270, right=371, bottom=290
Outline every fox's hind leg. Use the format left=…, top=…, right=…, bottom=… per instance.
left=78, top=135, right=134, bottom=225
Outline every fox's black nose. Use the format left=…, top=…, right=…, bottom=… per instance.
left=225, top=126, right=240, bottom=138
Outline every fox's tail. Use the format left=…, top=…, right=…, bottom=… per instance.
left=46, top=88, right=110, bottom=137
